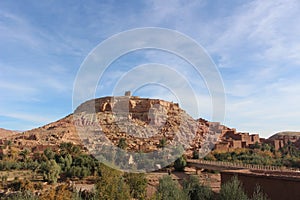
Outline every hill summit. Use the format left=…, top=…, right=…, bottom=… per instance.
left=73, top=95, right=211, bottom=156
left=2, top=95, right=232, bottom=160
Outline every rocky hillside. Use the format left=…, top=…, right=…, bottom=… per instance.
left=2, top=96, right=228, bottom=158
left=74, top=96, right=214, bottom=157
left=0, top=128, right=18, bottom=138
left=3, top=114, right=81, bottom=147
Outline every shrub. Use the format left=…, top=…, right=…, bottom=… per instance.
left=193, top=150, right=200, bottom=159
left=124, top=173, right=147, bottom=199
left=219, top=176, right=248, bottom=200
left=40, top=159, right=61, bottom=184
left=158, top=138, right=167, bottom=148
left=156, top=175, right=188, bottom=200
left=3, top=191, right=39, bottom=200
left=183, top=175, right=213, bottom=200
left=95, top=164, right=130, bottom=200
left=117, top=138, right=127, bottom=150
left=44, top=148, right=55, bottom=160
left=174, top=155, right=187, bottom=171
left=251, top=185, right=269, bottom=200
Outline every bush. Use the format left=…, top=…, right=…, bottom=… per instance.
left=183, top=175, right=213, bottom=200
left=3, top=191, right=39, bottom=200
left=44, top=148, right=55, bottom=160
left=40, top=159, right=61, bottom=184
left=95, top=164, right=130, bottom=200
left=117, top=138, right=127, bottom=150
left=156, top=175, right=188, bottom=200
left=174, top=156, right=187, bottom=171
left=193, top=150, right=200, bottom=159
left=158, top=138, right=167, bottom=148
left=39, top=184, right=74, bottom=200
left=124, top=173, right=147, bottom=199
left=251, top=185, right=269, bottom=200
left=219, top=176, right=248, bottom=200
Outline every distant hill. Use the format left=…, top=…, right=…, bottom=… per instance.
left=0, top=128, right=18, bottom=139
left=268, top=131, right=300, bottom=140
left=3, top=114, right=81, bottom=146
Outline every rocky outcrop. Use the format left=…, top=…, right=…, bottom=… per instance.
left=74, top=96, right=209, bottom=157
left=3, top=96, right=224, bottom=158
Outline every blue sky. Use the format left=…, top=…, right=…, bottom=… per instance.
left=0, top=0, right=300, bottom=138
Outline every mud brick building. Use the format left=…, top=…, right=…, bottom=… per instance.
left=214, top=128, right=260, bottom=151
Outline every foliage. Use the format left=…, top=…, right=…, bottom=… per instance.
left=174, top=155, right=187, bottom=171
left=60, top=142, right=81, bottom=156
left=158, top=138, right=167, bottom=148
left=124, top=172, right=148, bottom=199
left=39, top=184, right=74, bottom=200
left=251, top=142, right=261, bottom=150
left=183, top=175, right=213, bottom=200
left=117, top=138, right=127, bottom=150
left=73, top=189, right=97, bottom=200
left=2, top=191, right=39, bottom=200
left=40, top=159, right=61, bottom=184
left=251, top=185, right=269, bottom=200
left=193, top=150, right=200, bottom=159
left=44, top=148, right=55, bottom=160
left=95, top=164, right=131, bottom=200
left=156, top=175, right=188, bottom=200
left=205, top=142, right=300, bottom=168
left=203, top=152, right=216, bottom=161
left=19, top=148, right=31, bottom=162
left=219, top=176, right=248, bottom=200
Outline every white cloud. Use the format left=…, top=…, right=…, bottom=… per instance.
left=0, top=1, right=299, bottom=136
left=225, top=79, right=300, bottom=137
left=209, top=0, right=300, bottom=67
left=0, top=111, right=55, bottom=125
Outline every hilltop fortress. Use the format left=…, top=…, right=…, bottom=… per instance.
left=0, top=93, right=299, bottom=159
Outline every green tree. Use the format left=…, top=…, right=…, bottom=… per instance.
left=261, top=143, right=271, bottom=152
left=193, top=149, right=200, bottom=159
left=64, top=153, right=72, bottom=170
left=158, top=138, right=167, bottom=148
left=117, top=138, right=127, bottom=150
left=156, top=175, right=188, bottom=200
left=95, top=164, right=130, bottom=200
left=219, top=176, right=248, bottom=200
left=183, top=175, right=213, bottom=200
left=69, top=166, right=81, bottom=178
left=125, top=173, right=147, bottom=199
left=20, top=148, right=30, bottom=162
left=44, top=148, right=55, bottom=160
left=252, top=142, right=261, bottom=150
left=40, top=159, right=61, bottom=184
left=174, top=155, right=187, bottom=171
left=56, top=153, right=73, bottom=173
left=60, top=142, right=81, bottom=156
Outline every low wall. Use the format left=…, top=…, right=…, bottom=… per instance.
left=221, top=170, right=300, bottom=200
